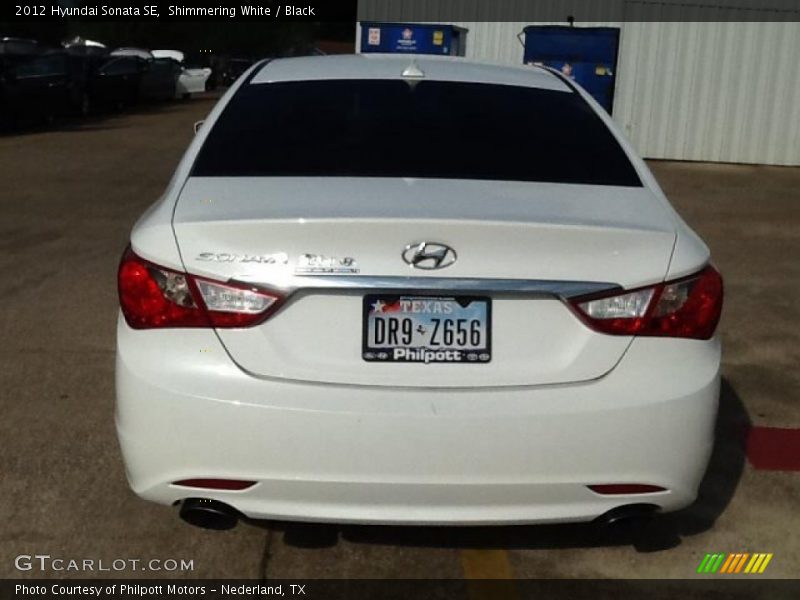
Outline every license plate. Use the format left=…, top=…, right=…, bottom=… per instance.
left=362, top=295, right=491, bottom=364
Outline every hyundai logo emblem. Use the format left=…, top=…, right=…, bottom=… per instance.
left=402, top=242, right=457, bottom=270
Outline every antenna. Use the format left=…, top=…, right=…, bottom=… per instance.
left=401, top=59, right=425, bottom=79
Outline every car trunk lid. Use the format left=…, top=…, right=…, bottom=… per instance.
left=172, top=177, right=677, bottom=388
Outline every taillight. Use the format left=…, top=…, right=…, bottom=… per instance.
left=172, top=478, right=256, bottom=490
left=118, top=247, right=282, bottom=329
left=569, top=266, right=723, bottom=339
left=587, top=484, right=667, bottom=495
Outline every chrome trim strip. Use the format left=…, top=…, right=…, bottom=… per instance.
left=278, top=275, right=619, bottom=299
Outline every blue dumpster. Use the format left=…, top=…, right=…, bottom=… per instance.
left=360, top=23, right=467, bottom=56
left=523, top=26, right=620, bottom=113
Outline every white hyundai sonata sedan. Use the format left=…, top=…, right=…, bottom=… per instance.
left=116, top=55, right=723, bottom=530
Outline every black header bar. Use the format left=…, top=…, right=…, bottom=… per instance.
left=4, top=1, right=357, bottom=22
left=4, top=0, right=800, bottom=23
left=4, top=579, right=800, bottom=600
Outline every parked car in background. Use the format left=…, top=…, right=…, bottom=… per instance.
left=87, top=54, right=145, bottom=109
left=108, top=48, right=179, bottom=102
left=1, top=39, right=188, bottom=128
left=146, top=57, right=182, bottom=100
left=62, top=39, right=110, bottom=116
left=108, top=47, right=152, bottom=60
left=0, top=37, right=41, bottom=57
left=63, top=36, right=107, bottom=52
left=1, top=38, right=38, bottom=127
left=152, top=50, right=212, bottom=99
left=0, top=37, right=44, bottom=88
left=220, top=58, right=254, bottom=87
left=89, top=48, right=180, bottom=107
left=1, top=49, right=91, bottom=126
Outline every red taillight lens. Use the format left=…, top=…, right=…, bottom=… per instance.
left=118, top=248, right=208, bottom=328
left=649, top=266, right=724, bottom=339
left=569, top=266, right=723, bottom=339
left=588, top=484, right=667, bottom=495
left=173, top=478, right=256, bottom=491
left=118, top=247, right=282, bottom=329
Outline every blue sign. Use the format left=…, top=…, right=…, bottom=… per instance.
left=523, top=26, right=620, bottom=113
left=360, top=23, right=464, bottom=56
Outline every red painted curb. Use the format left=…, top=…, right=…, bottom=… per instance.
left=746, top=427, right=800, bottom=471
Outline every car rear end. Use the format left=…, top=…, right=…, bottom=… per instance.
left=115, top=56, right=722, bottom=526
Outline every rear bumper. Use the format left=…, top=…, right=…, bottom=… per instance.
left=115, top=316, right=719, bottom=525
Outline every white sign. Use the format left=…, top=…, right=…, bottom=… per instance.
left=368, top=28, right=381, bottom=46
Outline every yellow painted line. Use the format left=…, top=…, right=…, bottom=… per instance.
left=749, top=554, right=766, bottom=573
left=461, top=549, right=514, bottom=579
left=720, top=554, right=736, bottom=573
left=461, top=549, right=517, bottom=600
left=758, top=553, right=773, bottom=573
left=744, top=554, right=760, bottom=573
left=734, top=553, right=749, bottom=573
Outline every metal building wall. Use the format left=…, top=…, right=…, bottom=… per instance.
left=614, top=21, right=800, bottom=165
left=356, top=2, right=800, bottom=166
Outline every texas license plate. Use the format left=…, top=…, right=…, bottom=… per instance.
left=362, top=295, right=491, bottom=364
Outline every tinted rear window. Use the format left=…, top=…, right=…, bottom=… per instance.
left=193, top=79, right=642, bottom=186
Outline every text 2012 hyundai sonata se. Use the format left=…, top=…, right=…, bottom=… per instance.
left=116, top=55, right=723, bottom=529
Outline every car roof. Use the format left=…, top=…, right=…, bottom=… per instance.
left=250, top=54, right=571, bottom=92
left=152, top=49, right=185, bottom=62
left=110, top=48, right=153, bottom=60
left=0, top=38, right=42, bottom=56
left=1, top=37, right=38, bottom=44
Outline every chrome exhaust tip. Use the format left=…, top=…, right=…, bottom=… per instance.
left=179, top=498, right=240, bottom=530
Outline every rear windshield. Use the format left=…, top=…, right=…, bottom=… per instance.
left=193, top=79, right=642, bottom=186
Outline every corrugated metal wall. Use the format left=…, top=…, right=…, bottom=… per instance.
left=357, top=2, right=800, bottom=166
left=614, top=21, right=800, bottom=165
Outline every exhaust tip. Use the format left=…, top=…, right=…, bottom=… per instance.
left=179, top=498, right=240, bottom=530
left=595, top=503, right=659, bottom=530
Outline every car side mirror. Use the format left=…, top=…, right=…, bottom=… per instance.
left=193, top=120, right=204, bottom=134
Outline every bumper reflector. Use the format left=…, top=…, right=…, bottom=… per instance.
left=588, top=484, right=667, bottom=495
left=173, top=478, right=256, bottom=491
